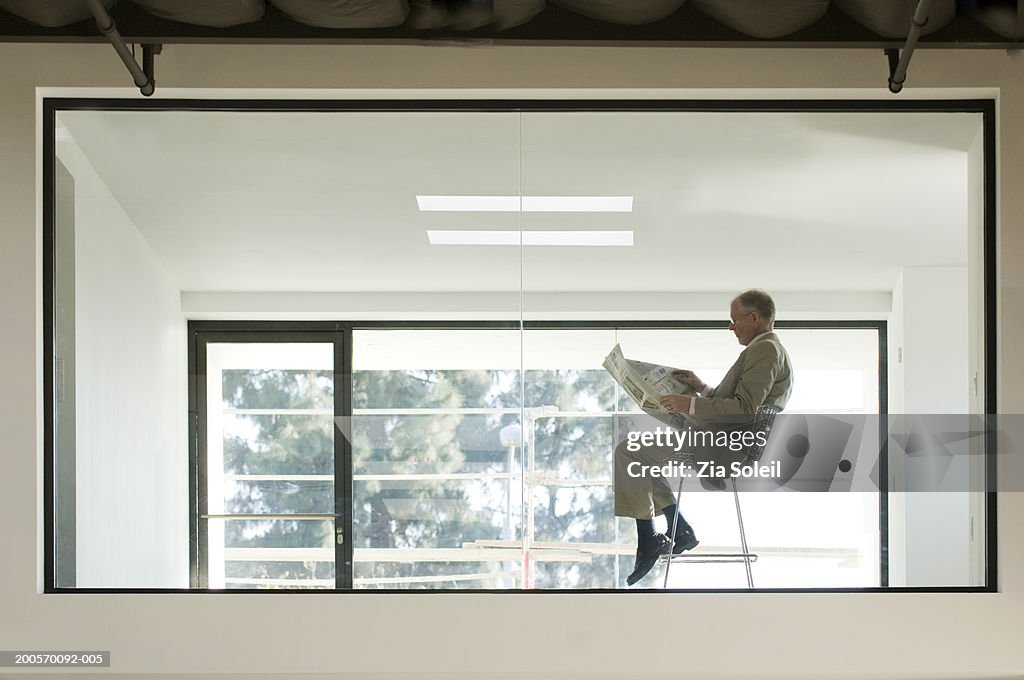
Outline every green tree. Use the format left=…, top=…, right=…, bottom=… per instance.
left=219, top=364, right=629, bottom=589
left=221, top=368, right=335, bottom=587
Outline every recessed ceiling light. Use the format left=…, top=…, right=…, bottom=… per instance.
left=427, top=230, right=634, bottom=246
left=418, top=196, right=520, bottom=212
left=523, top=196, right=633, bottom=212
left=416, top=196, right=634, bottom=212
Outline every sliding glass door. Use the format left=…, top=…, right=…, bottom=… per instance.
left=195, top=333, right=349, bottom=588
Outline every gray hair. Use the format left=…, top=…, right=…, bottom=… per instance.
left=734, top=289, right=776, bottom=323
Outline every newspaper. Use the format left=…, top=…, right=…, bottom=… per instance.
left=602, top=343, right=697, bottom=430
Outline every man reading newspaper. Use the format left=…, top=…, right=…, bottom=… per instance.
left=606, top=290, right=794, bottom=586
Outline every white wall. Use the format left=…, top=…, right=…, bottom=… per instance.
left=181, top=289, right=892, bottom=320
left=1, top=43, right=1022, bottom=679
left=896, top=266, right=970, bottom=413
left=56, top=136, right=189, bottom=587
left=887, top=266, right=974, bottom=586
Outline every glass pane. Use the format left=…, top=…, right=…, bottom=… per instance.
left=354, top=559, right=523, bottom=590
left=223, top=479, right=335, bottom=516
left=223, top=414, right=334, bottom=477
left=352, top=330, right=524, bottom=589
left=617, top=327, right=881, bottom=589
left=53, top=111, right=193, bottom=589
left=223, top=369, right=333, bottom=411
left=210, top=518, right=335, bottom=590
left=51, top=105, right=989, bottom=592
left=51, top=106, right=525, bottom=587
left=529, top=485, right=620, bottom=589
left=205, top=343, right=334, bottom=589
left=352, top=475, right=516, bottom=548
left=517, top=109, right=988, bottom=588
left=513, top=323, right=884, bottom=588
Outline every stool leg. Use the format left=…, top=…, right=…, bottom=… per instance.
left=731, top=477, right=755, bottom=589
left=662, top=469, right=687, bottom=589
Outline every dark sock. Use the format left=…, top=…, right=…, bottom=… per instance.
left=661, top=504, right=690, bottom=536
left=635, top=519, right=656, bottom=548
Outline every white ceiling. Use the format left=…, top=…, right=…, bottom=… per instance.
left=57, top=108, right=981, bottom=295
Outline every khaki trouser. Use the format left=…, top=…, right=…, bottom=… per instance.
left=613, top=439, right=690, bottom=519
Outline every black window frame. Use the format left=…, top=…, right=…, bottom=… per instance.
left=42, top=97, right=997, bottom=594
left=190, top=319, right=889, bottom=592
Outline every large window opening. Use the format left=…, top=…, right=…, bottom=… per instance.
left=193, top=323, right=883, bottom=590
left=45, top=99, right=994, bottom=591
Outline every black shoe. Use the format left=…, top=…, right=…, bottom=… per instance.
left=671, top=526, right=700, bottom=554
left=626, top=533, right=672, bottom=586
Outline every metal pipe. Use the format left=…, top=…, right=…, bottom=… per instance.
left=85, top=0, right=155, bottom=96
left=888, top=0, right=933, bottom=94
left=143, top=43, right=158, bottom=88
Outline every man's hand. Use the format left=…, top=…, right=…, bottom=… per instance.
left=672, top=370, right=707, bottom=394
left=660, top=394, right=692, bottom=414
